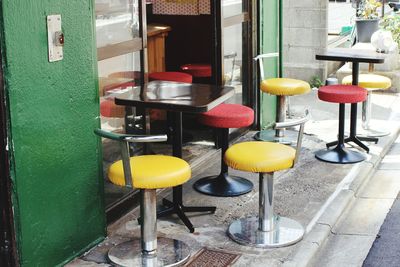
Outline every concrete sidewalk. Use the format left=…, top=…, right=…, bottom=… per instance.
left=68, top=90, right=400, bottom=266
left=307, top=136, right=400, bottom=267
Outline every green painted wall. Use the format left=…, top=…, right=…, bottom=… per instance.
left=259, top=0, right=281, bottom=127
left=0, top=1, right=106, bottom=266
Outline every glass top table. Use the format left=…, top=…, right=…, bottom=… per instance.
left=113, top=81, right=235, bottom=232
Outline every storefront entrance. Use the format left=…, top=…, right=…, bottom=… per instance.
left=94, top=0, right=257, bottom=222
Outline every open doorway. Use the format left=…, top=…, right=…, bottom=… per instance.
left=94, top=0, right=257, bottom=222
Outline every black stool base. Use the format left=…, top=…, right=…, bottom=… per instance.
left=315, top=146, right=366, bottom=164
left=193, top=173, right=254, bottom=197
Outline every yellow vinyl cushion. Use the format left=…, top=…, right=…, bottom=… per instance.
left=342, top=74, right=391, bottom=90
left=108, top=155, right=191, bottom=189
left=261, top=78, right=311, bottom=96
left=224, top=141, right=296, bottom=173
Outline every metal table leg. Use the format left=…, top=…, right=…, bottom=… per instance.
left=316, top=103, right=366, bottom=164
left=158, top=111, right=216, bottom=233
left=325, top=63, right=379, bottom=152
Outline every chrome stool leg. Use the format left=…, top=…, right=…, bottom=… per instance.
left=227, top=173, right=304, bottom=248
left=108, top=189, right=191, bottom=266
left=359, top=91, right=390, bottom=137
left=254, top=96, right=294, bottom=145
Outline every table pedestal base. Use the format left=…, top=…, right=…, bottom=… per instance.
left=326, top=135, right=377, bottom=153
left=158, top=198, right=216, bottom=233
left=315, top=145, right=366, bottom=164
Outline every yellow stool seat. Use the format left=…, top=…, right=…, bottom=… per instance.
left=261, top=78, right=311, bottom=96
left=108, top=155, right=191, bottom=189
left=224, top=142, right=296, bottom=173
left=342, top=74, right=391, bottom=90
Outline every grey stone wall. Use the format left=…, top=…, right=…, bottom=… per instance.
left=283, top=0, right=329, bottom=82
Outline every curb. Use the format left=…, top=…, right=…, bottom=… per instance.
left=283, top=125, right=400, bottom=267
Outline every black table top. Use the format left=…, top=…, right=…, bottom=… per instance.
left=316, top=48, right=386, bottom=64
left=113, top=81, right=235, bottom=113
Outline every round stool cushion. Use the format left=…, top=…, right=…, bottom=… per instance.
left=261, top=78, right=311, bottom=96
left=318, top=85, right=367, bottom=103
left=108, top=155, right=191, bottom=189
left=149, top=72, right=193, bottom=83
left=198, top=104, right=254, bottom=128
left=180, top=64, right=212, bottom=78
left=224, top=142, right=295, bottom=173
left=342, top=74, right=392, bottom=90
left=100, top=99, right=125, bottom=118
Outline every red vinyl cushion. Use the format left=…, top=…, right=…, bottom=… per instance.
left=199, top=104, right=254, bottom=129
left=149, top=72, right=193, bottom=83
left=180, top=64, right=212, bottom=78
left=100, top=99, right=125, bottom=118
left=318, top=85, right=367, bottom=104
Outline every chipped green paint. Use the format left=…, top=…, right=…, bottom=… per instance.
left=0, top=0, right=106, bottom=266
left=260, top=0, right=281, bottom=127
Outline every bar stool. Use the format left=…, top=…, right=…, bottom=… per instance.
left=254, top=54, right=311, bottom=144
left=94, top=129, right=191, bottom=267
left=342, top=74, right=392, bottom=137
left=193, top=104, right=254, bottom=197
left=224, top=113, right=309, bottom=247
left=315, top=85, right=368, bottom=164
left=149, top=72, right=193, bottom=83
left=180, top=63, right=212, bottom=83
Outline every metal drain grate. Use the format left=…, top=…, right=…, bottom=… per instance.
left=184, top=248, right=241, bottom=267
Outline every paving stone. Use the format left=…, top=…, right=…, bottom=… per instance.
left=379, top=153, right=400, bottom=170
left=333, top=198, right=394, bottom=236
left=358, top=170, right=400, bottom=199
left=311, top=235, right=376, bottom=267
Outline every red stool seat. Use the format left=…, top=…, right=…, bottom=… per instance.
left=100, top=99, right=125, bottom=118
left=149, top=72, right=192, bottom=83
left=180, top=64, right=212, bottom=78
left=199, top=104, right=254, bottom=129
left=194, top=103, right=255, bottom=197
left=318, top=85, right=367, bottom=104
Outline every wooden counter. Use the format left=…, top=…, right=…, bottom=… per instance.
left=147, top=23, right=172, bottom=73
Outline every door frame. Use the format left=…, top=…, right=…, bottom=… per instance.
left=0, top=39, right=17, bottom=266
left=212, top=0, right=258, bottom=128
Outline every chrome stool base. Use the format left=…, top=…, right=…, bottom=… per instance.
left=253, top=130, right=293, bottom=145
left=227, top=216, right=304, bottom=248
left=108, top=237, right=191, bottom=267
